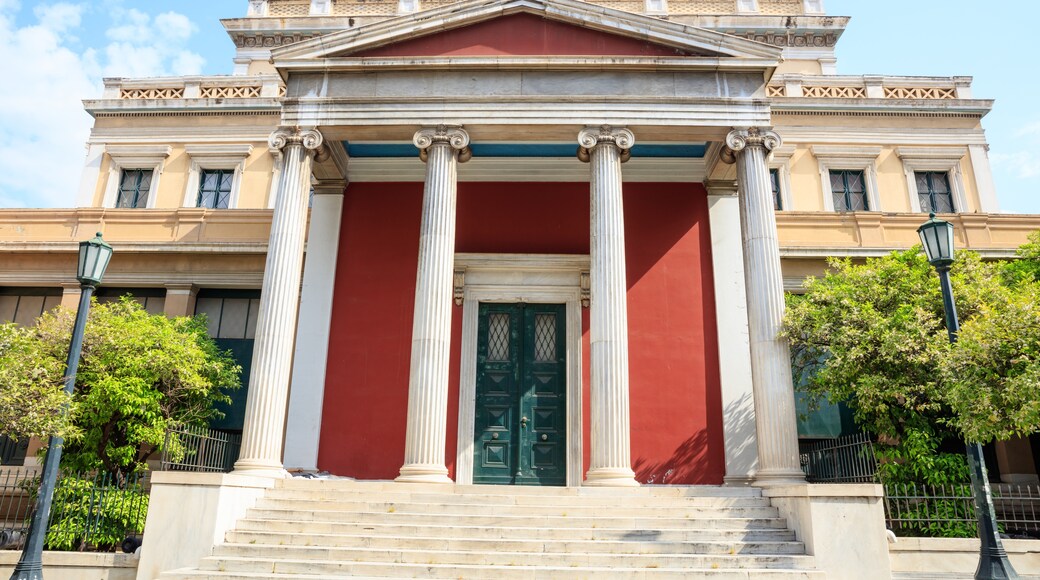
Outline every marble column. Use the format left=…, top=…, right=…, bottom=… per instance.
left=234, top=126, right=326, bottom=477
left=397, top=126, right=471, bottom=483
left=578, top=126, right=639, bottom=487
left=722, top=128, right=805, bottom=485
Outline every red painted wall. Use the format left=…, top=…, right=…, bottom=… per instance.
left=354, top=13, right=693, bottom=58
left=319, top=181, right=725, bottom=484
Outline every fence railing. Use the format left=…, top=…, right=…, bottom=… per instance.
left=884, top=483, right=1040, bottom=539
left=160, top=426, right=241, bottom=473
left=0, top=469, right=149, bottom=551
left=800, top=432, right=878, bottom=483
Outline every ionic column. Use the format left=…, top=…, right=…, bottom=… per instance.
left=234, top=126, right=326, bottom=477
left=578, top=126, right=639, bottom=487
left=722, top=128, right=804, bottom=485
left=397, top=126, right=471, bottom=483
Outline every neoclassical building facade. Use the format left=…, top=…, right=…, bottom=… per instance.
left=2, top=0, right=1038, bottom=486
left=2, top=4, right=1040, bottom=575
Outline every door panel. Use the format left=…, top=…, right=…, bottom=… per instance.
left=474, top=303, right=566, bottom=486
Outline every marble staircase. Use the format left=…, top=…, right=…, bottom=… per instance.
left=159, top=479, right=823, bottom=579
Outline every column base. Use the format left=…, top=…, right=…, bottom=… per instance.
left=584, top=467, right=640, bottom=487
left=396, top=463, right=453, bottom=484
left=723, top=475, right=756, bottom=486
left=753, top=468, right=806, bottom=487
left=232, top=458, right=291, bottom=479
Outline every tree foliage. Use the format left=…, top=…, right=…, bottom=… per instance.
left=783, top=242, right=1040, bottom=485
left=0, top=323, right=69, bottom=441
left=2, top=298, right=240, bottom=479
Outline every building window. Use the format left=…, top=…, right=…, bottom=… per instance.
left=915, top=171, right=954, bottom=213
left=0, top=288, right=62, bottom=326
left=95, top=288, right=166, bottom=315
left=102, top=145, right=171, bottom=209
left=829, top=170, right=869, bottom=212
left=115, top=169, right=153, bottom=208
left=197, top=169, right=234, bottom=209
left=769, top=168, right=783, bottom=211
left=194, top=290, right=262, bottom=432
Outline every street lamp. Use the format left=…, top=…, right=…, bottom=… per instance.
left=10, top=233, right=112, bottom=580
left=917, top=214, right=1019, bottom=580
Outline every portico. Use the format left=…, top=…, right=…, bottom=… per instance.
left=229, top=0, right=804, bottom=487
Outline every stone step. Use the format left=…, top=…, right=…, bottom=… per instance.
left=192, top=555, right=820, bottom=577
left=276, top=479, right=763, bottom=498
left=253, top=497, right=781, bottom=518
left=244, top=507, right=790, bottom=529
left=207, top=544, right=815, bottom=569
left=267, top=488, right=772, bottom=508
left=163, top=565, right=825, bottom=580
left=233, top=518, right=799, bottom=541
left=224, top=529, right=807, bottom=555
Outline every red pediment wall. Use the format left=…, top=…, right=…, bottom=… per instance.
left=352, top=13, right=695, bottom=57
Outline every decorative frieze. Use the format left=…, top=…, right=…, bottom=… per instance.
left=232, top=33, right=321, bottom=49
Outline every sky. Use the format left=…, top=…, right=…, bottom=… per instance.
left=0, top=0, right=1037, bottom=213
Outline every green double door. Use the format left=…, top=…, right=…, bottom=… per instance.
left=474, top=303, right=567, bottom=486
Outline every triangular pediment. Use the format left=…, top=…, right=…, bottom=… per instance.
left=271, top=0, right=782, bottom=61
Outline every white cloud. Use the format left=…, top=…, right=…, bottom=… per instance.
left=991, top=151, right=1040, bottom=179
left=0, top=2, right=205, bottom=208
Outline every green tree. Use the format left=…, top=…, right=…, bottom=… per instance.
left=11, top=298, right=240, bottom=480
left=0, top=323, right=70, bottom=441
left=782, top=243, right=1040, bottom=486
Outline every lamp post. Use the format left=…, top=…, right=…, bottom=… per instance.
left=10, top=233, right=112, bottom=580
left=917, top=214, right=1018, bottom=580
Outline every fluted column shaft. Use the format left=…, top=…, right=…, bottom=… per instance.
left=579, top=126, right=639, bottom=487
left=235, top=127, right=325, bottom=476
left=398, top=126, right=471, bottom=483
left=724, top=128, right=805, bottom=485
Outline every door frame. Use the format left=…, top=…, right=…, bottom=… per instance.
left=454, top=253, right=588, bottom=487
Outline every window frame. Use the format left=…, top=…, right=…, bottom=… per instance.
left=897, top=147, right=969, bottom=214
left=102, top=145, right=172, bottom=209
left=812, top=145, right=882, bottom=213
left=115, top=169, right=154, bottom=209
left=768, top=144, right=795, bottom=211
left=182, top=144, right=253, bottom=209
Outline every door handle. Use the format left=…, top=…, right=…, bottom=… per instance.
left=520, top=416, right=528, bottom=428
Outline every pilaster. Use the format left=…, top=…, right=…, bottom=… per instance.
left=397, top=126, right=470, bottom=483
left=60, top=283, right=83, bottom=310
left=284, top=179, right=347, bottom=472
left=705, top=180, right=759, bottom=485
left=163, top=284, right=198, bottom=318
left=723, top=128, right=805, bottom=486
left=578, top=126, right=639, bottom=488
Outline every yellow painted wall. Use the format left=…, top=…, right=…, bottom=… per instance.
left=774, top=59, right=823, bottom=76
left=786, top=148, right=823, bottom=211
left=875, top=148, right=910, bottom=213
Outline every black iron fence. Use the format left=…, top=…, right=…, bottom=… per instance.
left=884, top=482, right=1040, bottom=539
left=799, top=434, right=1040, bottom=538
left=160, top=425, right=241, bottom=473
left=0, top=469, right=149, bottom=551
left=800, top=432, right=878, bottom=483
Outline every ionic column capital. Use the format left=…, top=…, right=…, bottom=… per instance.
left=721, top=127, right=782, bottom=164
left=269, top=126, right=328, bottom=161
left=414, top=125, right=472, bottom=163
left=577, top=125, right=635, bottom=163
